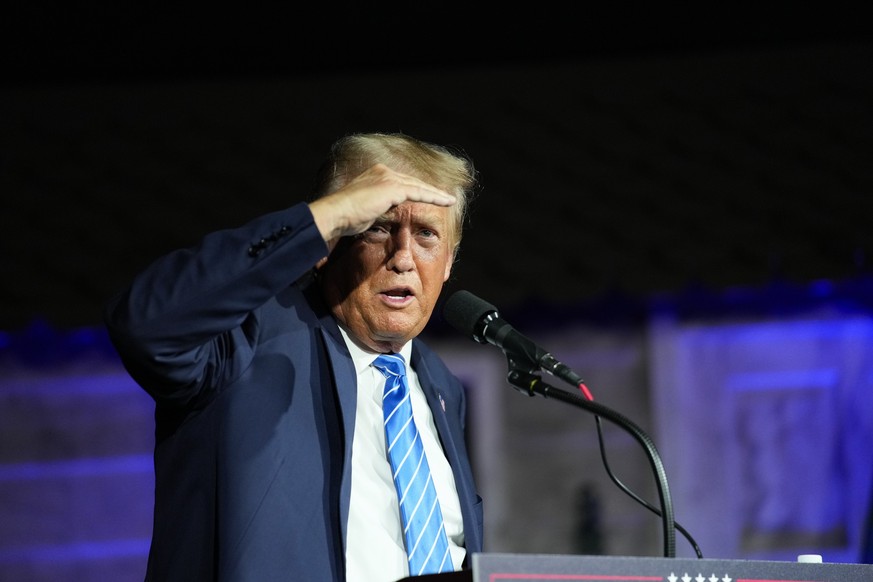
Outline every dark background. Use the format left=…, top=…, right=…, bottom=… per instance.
left=2, top=5, right=873, bottom=334
left=4, top=5, right=870, bottom=85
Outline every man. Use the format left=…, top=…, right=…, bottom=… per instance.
left=104, top=133, right=484, bottom=581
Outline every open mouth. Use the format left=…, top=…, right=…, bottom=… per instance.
left=383, top=288, right=413, bottom=300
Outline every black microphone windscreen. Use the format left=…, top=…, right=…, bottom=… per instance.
left=442, top=290, right=497, bottom=336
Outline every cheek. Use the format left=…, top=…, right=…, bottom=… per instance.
left=343, top=243, right=384, bottom=275
left=416, top=248, right=453, bottom=282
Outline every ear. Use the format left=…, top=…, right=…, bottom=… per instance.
left=442, top=249, right=454, bottom=282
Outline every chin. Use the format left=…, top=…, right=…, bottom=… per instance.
left=374, top=329, right=414, bottom=346
left=373, top=323, right=418, bottom=345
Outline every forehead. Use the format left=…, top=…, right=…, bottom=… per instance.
left=383, top=201, right=451, bottom=225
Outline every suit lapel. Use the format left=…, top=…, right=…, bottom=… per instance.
left=315, top=313, right=358, bottom=556
left=411, top=344, right=461, bottom=460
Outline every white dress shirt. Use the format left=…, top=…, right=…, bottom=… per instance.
left=340, top=327, right=466, bottom=582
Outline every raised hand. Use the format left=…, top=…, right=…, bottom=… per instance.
left=308, top=164, right=456, bottom=249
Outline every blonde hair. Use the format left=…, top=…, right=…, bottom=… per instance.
left=312, top=132, right=477, bottom=249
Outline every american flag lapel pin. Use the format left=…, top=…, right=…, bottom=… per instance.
left=439, top=393, right=446, bottom=412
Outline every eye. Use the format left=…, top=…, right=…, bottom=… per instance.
left=360, top=224, right=390, bottom=241
left=365, top=222, right=391, bottom=234
left=416, top=228, right=442, bottom=247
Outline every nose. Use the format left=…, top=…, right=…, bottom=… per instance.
left=386, top=231, right=415, bottom=272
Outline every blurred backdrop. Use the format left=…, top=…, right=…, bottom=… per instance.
left=2, top=5, right=873, bottom=581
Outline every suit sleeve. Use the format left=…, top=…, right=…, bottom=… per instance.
left=104, top=201, right=328, bottom=407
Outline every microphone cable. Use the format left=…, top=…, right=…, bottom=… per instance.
left=574, top=380, right=703, bottom=559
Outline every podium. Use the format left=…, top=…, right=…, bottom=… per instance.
left=399, top=552, right=873, bottom=581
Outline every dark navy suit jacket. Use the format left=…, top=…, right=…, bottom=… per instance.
left=105, top=202, right=484, bottom=581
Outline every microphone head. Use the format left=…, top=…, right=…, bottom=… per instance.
left=442, top=290, right=498, bottom=342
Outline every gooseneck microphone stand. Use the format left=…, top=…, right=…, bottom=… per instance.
left=504, top=356, right=677, bottom=559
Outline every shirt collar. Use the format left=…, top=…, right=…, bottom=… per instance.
left=337, top=325, right=413, bottom=375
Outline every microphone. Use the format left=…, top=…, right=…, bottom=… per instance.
left=442, top=290, right=585, bottom=388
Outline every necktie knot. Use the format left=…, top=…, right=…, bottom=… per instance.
left=373, top=353, right=406, bottom=379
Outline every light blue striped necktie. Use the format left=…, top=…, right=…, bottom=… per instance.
left=373, top=353, right=453, bottom=576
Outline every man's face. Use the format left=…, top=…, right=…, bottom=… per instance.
left=320, top=201, right=455, bottom=353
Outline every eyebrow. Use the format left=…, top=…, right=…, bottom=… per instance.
left=377, top=208, right=448, bottom=230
